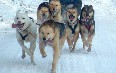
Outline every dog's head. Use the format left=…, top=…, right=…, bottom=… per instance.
left=67, top=8, right=78, bottom=24
left=39, top=20, right=56, bottom=42
left=81, top=5, right=94, bottom=22
left=38, top=2, right=50, bottom=21
left=49, top=0, right=61, bottom=16
left=14, top=10, right=30, bottom=31
left=39, top=7, right=50, bottom=20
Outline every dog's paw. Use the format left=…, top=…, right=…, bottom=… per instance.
left=21, top=54, right=26, bottom=59
left=51, top=69, right=56, bottom=73
left=32, top=62, right=36, bottom=65
left=87, top=48, right=91, bottom=52
left=69, top=46, right=73, bottom=52
left=42, top=55, right=47, bottom=58
left=70, top=48, right=75, bottom=52
left=83, top=49, right=88, bottom=54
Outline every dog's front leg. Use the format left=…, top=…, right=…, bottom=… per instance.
left=52, top=46, right=60, bottom=73
left=29, top=40, right=36, bottom=65
left=72, top=32, right=79, bottom=52
left=67, top=37, right=73, bottom=52
left=18, top=40, right=32, bottom=57
left=81, top=33, right=87, bottom=49
left=87, top=34, right=94, bottom=52
left=39, top=42, right=47, bottom=58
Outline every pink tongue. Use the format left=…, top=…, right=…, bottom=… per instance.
left=12, top=23, right=23, bottom=28
left=70, top=17, right=74, bottom=21
left=12, top=23, right=17, bottom=28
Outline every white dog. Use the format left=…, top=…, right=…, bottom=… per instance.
left=14, top=10, right=37, bottom=65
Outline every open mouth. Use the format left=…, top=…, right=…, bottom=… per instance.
left=51, top=10, right=56, bottom=15
left=69, top=15, right=75, bottom=22
left=12, top=22, right=24, bottom=29
left=43, top=39, right=53, bottom=45
left=81, top=16, right=90, bottom=22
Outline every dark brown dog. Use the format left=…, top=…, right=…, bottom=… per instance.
left=80, top=5, right=95, bottom=52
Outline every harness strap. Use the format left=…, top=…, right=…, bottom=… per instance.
left=19, top=32, right=28, bottom=40
left=85, top=25, right=91, bottom=31
left=68, top=22, right=78, bottom=34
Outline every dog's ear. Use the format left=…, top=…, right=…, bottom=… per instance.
left=89, top=5, right=93, bottom=9
left=16, top=10, right=20, bottom=14
left=25, top=11, right=28, bottom=14
left=84, top=5, right=88, bottom=8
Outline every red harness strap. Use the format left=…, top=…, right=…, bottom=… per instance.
left=85, top=25, right=91, bottom=31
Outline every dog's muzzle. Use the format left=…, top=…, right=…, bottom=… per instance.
left=43, top=38, right=53, bottom=46
left=69, top=15, right=75, bottom=22
left=12, top=21, right=24, bottom=29
left=51, top=8, right=57, bottom=15
left=81, top=16, right=90, bottom=22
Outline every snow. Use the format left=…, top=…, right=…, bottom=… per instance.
left=0, top=0, right=116, bottom=73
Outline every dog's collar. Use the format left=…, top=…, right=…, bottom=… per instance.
left=68, top=20, right=79, bottom=34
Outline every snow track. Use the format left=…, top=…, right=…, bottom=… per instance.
left=0, top=0, right=116, bottom=73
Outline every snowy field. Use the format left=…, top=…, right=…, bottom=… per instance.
left=0, top=0, right=116, bottom=73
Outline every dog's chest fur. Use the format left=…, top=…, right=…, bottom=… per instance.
left=81, top=25, right=95, bottom=39
left=66, top=22, right=79, bottom=39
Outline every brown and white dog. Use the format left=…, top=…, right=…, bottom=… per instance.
left=37, top=2, right=50, bottom=25
left=49, top=0, right=63, bottom=23
left=39, top=20, right=66, bottom=73
left=66, top=7, right=80, bottom=52
left=80, top=5, right=95, bottom=52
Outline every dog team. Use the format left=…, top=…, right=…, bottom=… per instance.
left=12, top=0, right=95, bottom=73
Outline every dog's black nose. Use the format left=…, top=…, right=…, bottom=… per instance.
left=43, top=38, right=46, bottom=41
left=18, top=21, right=21, bottom=24
left=43, top=14, right=45, bottom=16
left=53, top=8, right=55, bottom=11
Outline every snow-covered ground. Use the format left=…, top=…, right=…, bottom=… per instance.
left=0, top=0, right=116, bottom=73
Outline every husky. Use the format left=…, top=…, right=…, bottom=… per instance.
left=66, top=7, right=80, bottom=52
left=13, top=10, right=37, bottom=64
left=39, top=20, right=66, bottom=73
left=49, top=0, right=63, bottom=23
left=37, top=2, right=50, bottom=25
left=80, top=5, right=95, bottom=52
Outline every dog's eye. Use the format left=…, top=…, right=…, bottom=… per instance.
left=17, top=17, right=19, bottom=19
left=83, top=13, right=86, bottom=16
left=73, top=12, right=75, bottom=13
left=68, top=11, right=71, bottom=14
left=47, top=33, right=49, bottom=34
left=22, top=18, right=25, bottom=19
left=56, top=5, right=58, bottom=6
left=46, top=11, right=48, bottom=12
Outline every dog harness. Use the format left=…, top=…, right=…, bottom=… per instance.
left=19, top=32, right=28, bottom=40
left=85, top=25, right=91, bottom=31
left=68, top=21, right=78, bottom=34
left=18, top=24, right=30, bottom=40
left=57, top=22, right=66, bottom=38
